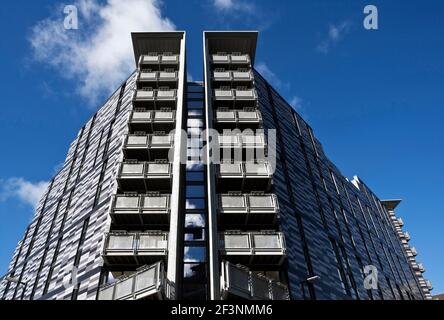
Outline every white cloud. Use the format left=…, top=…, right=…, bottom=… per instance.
left=255, top=62, right=289, bottom=90
left=317, top=21, right=352, bottom=54
left=30, top=0, right=175, bottom=105
left=290, top=96, right=303, bottom=111
left=213, top=0, right=254, bottom=13
left=0, top=178, right=49, bottom=210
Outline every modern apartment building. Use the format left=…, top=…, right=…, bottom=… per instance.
left=0, top=31, right=432, bottom=300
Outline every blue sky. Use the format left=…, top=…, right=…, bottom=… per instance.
left=0, top=0, right=443, bottom=295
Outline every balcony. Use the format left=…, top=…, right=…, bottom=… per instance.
left=139, top=54, right=179, bottom=69
left=137, top=71, right=178, bottom=89
left=211, top=53, right=251, bottom=66
left=215, top=109, right=262, bottom=130
left=117, top=162, right=173, bottom=192
left=123, top=134, right=174, bottom=161
left=110, top=194, right=171, bottom=226
left=213, top=89, right=257, bottom=108
left=220, top=261, right=290, bottom=300
left=217, top=193, right=278, bottom=227
left=133, top=89, right=177, bottom=109
left=403, top=232, right=411, bottom=241
left=213, top=70, right=253, bottom=85
left=411, top=247, right=418, bottom=256
left=128, top=110, right=176, bottom=133
left=97, top=262, right=175, bottom=300
left=103, top=231, right=168, bottom=265
left=220, top=231, right=286, bottom=266
left=218, top=133, right=267, bottom=162
left=216, top=162, right=273, bottom=191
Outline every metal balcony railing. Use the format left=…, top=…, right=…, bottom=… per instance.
left=410, top=247, right=417, bottom=256
left=110, top=194, right=171, bottom=226
left=138, top=71, right=178, bottom=84
left=117, top=161, right=173, bottom=191
left=140, top=54, right=179, bottom=66
left=217, top=193, right=278, bottom=226
left=218, top=134, right=266, bottom=148
left=129, top=110, right=176, bottom=133
left=212, top=53, right=251, bottom=65
left=123, top=134, right=174, bottom=161
left=134, top=89, right=177, bottom=101
left=103, top=231, right=168, bottom=265
left=215, top=109, right=262, bottom=129
left=220, top=231, right=286, bottom=265
left=220, top=261, right=290, bottom=300
left=97, top=262, right=175, bottom=300
left=217, top=162, right=273, bottom=191
left=213, top=70, right=253, bottom=82
left=214, top=89, right=257, bottom=101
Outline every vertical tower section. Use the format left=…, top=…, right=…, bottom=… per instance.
left=380, top=200, right=433, bottom=299
left=96, top=32, right=187, bottom=300
left=204, top=32, right=290, bottom=300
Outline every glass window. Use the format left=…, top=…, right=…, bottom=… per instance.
left=184, top=228, right=205, bottom=241
left=188, top=101, right=203, bottom=109
left=186, top=172, right=204, bottom=182
left=185, top=214, right=206, bottom=228
left=184, top=246, right=206, bottom=263
left=186, top=186, right=205, bottom=197
left=186, top=199, right=205, bottom=210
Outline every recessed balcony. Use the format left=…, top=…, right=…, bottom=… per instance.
left=123, top=134, right=174, bottom=161
left=103, top=231, right=168, bottom=266
left=117, top=161, right=173, bottom=192
left=129, top=110, right=176, bottom=133
left=217, top=193, right=278, bottom=227
left=218, top=133, right=267, bottom=162
left=137, top=70, right=178, bottom=89
left=97, top=262, right=174, bottom=300
left=110, top=194, right=171, bottom=226
left=213, top=89, right=257, bottom=108
left=220, top=261, right=290, bottom=300
left=133, top=89, right=177, bottom=109
left=139, top=54, right=179, bottom=69
left=213, top=70, right=253, bottom=86
left=216, top=162, right=273, bottom=191
left=211, top=53, right=251, bottom=66
left=215, top=109, right=262, bottom=130
left=219, top=231, right=286, bottom=266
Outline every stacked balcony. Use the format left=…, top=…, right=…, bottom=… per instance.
left=216, top=162, right=273, bottom=191
left=209, top=48, right=287, bottom=300
left=110, top=193, right=171, bottom=227
left=98, top=262, right=174, bottom=300
left=117, top=161, right=173, bottom=192
left=103, top=231, right=168, bottom=266
left=217, top=193, right=278, bottom=227
left=214, top=109, right=262, bottom=130
left=129, top=110, right=176, bottom=133
left=133, top=88, right=177, bottom=109
left=220, top=261, right=290, bottom=300
left=219, top=231, right=286, bottom=266
left=123, top=133, right=174, bottom=161
left=217, top=133, right=267, bottom=162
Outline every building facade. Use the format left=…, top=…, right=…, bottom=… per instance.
left=0, top=31, right=432, bottom=300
